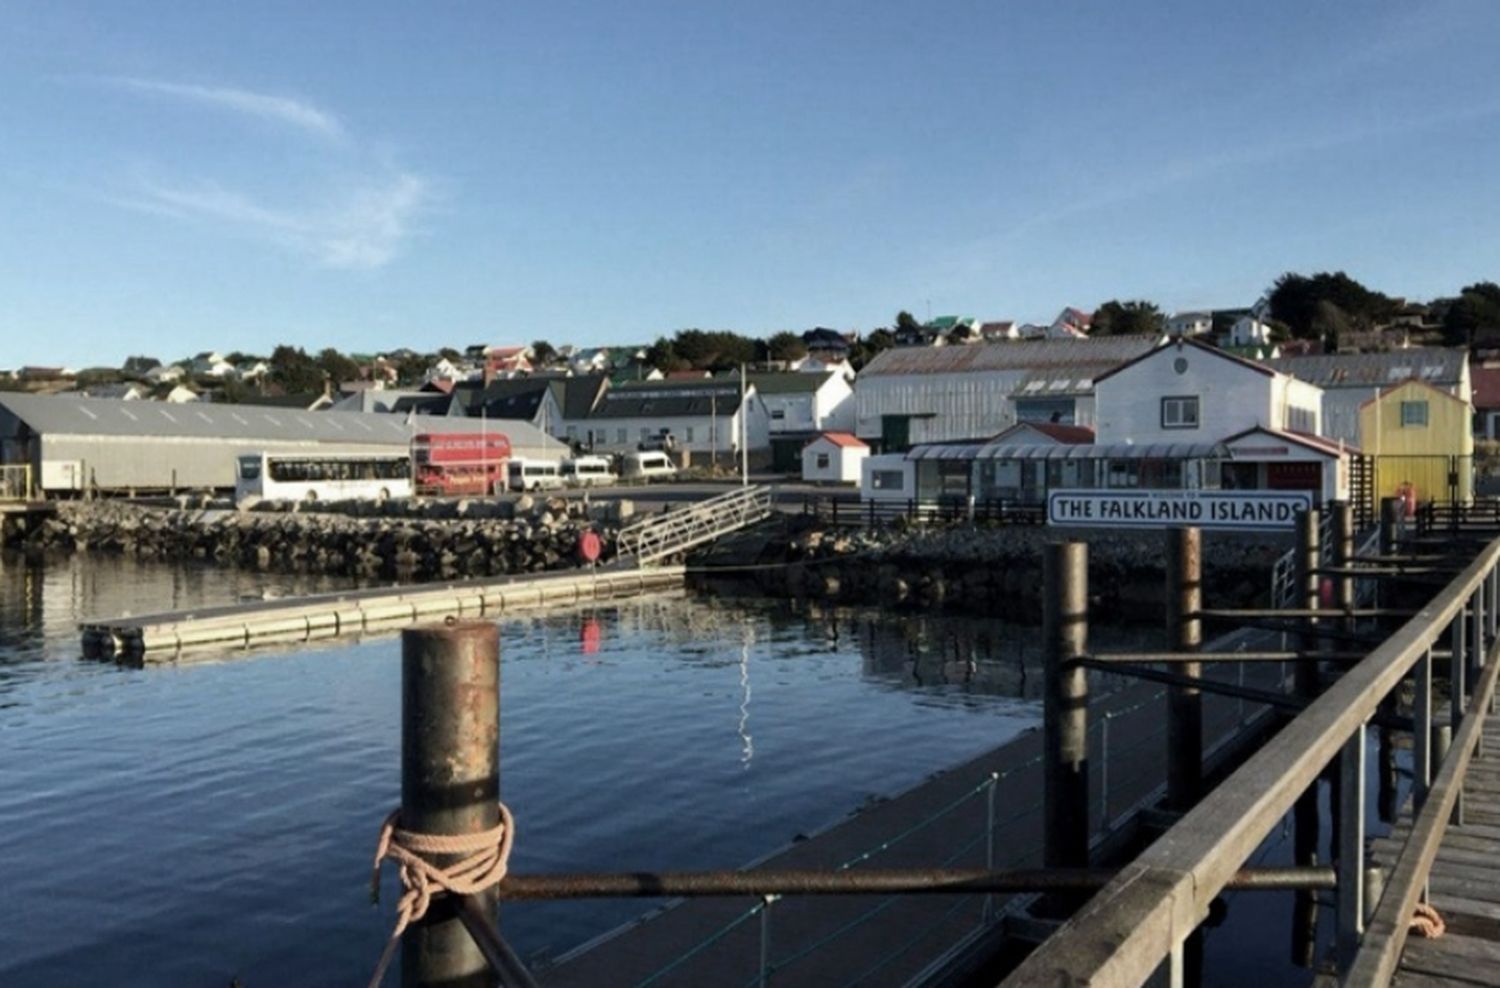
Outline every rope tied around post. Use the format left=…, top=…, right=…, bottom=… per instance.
left=1409, top=901, right=1446, bottom=939
left=366, top=801, right=516, bottom=987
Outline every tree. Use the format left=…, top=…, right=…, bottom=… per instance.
left=1267, top=271, right=1397, bottom=340
left=1441, top=282, right=1500, bottom=347
left=316, top=347, right=360, bottom=386
left=849, top=328, right=896, bottom=370
left=766, top=331, right=807, bottom=363
left=269, top=345, right=323, bottom=393
left=394, top=353, right=430, bottom=386
left=437, top=347, right=462, bottom=362
left=1091, top=300, right=1165, bottom=336
left=531, top=340, right=558, bottom=367
left=894, top=310, right=922, bottom=335
left=645, top=336, right=687, bottom=373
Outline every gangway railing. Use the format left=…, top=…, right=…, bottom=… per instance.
left=1005, top=504, right=1500, bottom=987
left=616, top=485, right=773, bottom=564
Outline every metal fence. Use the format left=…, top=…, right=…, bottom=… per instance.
left=799, top=495, right=1046, bottom=529
left=0, top=464, right=33, bottom=502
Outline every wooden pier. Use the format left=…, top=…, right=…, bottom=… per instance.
left=1372, top=717, right=1500, bottom=985
left=79, top=565, right=684, bottom=660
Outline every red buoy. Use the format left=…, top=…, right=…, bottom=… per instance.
left=577, top=529, right=603, bottom=563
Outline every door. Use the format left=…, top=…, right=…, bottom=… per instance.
left=881, top=415, right=912, bottom=453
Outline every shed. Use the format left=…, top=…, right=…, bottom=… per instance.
left=0, top=393, right=565, bottom=493
left=801, top=432, right=868, bottom=484
left=1358, top=378, right=1474, bottom=504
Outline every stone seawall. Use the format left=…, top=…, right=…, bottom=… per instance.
left=9, top=498, right=623, bottom=582
left=695, top=522, right=1286, bottom=623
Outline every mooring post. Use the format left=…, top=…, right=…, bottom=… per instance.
left=1042, top=541, right=1089, bottom=906
left=1291, top=507, right=1320, bottom=968
left=401, top=621, right=501, bottom=988
left=1166, top=527, right=1202, bottom=811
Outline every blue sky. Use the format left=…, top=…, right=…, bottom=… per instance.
left=2, top=1, right=1499, bottom=368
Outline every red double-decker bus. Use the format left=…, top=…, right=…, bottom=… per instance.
left=412, top=433, right=513, bottom=495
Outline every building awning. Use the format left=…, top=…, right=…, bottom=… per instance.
left=907, top=441, right=1231, bottom=462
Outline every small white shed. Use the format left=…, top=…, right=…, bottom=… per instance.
left=802, top=432, right=868, bottom=484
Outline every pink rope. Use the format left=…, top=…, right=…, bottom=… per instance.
left=366, top=802, right=515, bottom=987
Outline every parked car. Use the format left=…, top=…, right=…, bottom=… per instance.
left=563, top=455, right=617, bottom=487
left=621, top=451, right=678, bottom=481
left=505, top=458, right=564, bottom=492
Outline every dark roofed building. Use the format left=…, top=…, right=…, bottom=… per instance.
left=580, top=378, right=771, bottom=456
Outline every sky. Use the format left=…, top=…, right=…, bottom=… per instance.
left=2, top=1, right=1499, bottom=369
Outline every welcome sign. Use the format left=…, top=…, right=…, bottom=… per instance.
left=1047, top=489, right=1314, bottom=531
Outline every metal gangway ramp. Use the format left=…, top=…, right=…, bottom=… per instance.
left=616, top=484, right=773, bottom=564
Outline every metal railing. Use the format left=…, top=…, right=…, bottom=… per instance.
left=616, top=485, right=773, bottom=563
left=0, top=463, right=33, bottom=502
left=800, top=495, right=1046, bottom=529
left=1005, top=504, right=1500, bottom=987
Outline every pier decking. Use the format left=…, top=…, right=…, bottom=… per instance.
left=80, top=565, right=684, bottom=660
left=1376, top=717, right=1500, bottom=986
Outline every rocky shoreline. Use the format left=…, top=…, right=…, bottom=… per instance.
left=8, top=498, right=626, bottom=582
left=693, top=521, right=1287, bottom=623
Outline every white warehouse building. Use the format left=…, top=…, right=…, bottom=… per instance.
left=854, top=336, right=1162, bottom=451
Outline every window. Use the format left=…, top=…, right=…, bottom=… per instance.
left=871, top=470, right=905, bottom=490
left=685, top=426, right=695, bottom=443
left=1401, top=400, right=1429, bottom=427
left=641, top=428, right=651, bottom=442
left=770, top=409, right=785, bottom=420
left=815, top=453, right=830, bottom=469
left=1161, top=396, right=1200, bottom=429
left=1286, top=405, right=1315, bottom=433
left=616, top=428, right=627, bottom=444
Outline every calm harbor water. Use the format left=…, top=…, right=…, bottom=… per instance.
left=0, top=554, right=1089, bottom=987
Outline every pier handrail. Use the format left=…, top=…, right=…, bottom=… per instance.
left=616, top=485, right=773, bottom=563
left=1004, top=531, right=1500, bottom=988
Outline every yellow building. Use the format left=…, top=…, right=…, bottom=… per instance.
left=1359, top=378, right=1474, bottom=506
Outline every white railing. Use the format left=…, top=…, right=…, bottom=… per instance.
left=0, top=464, right=33, bottom=502
left=616, top=485, right=773, bottom=564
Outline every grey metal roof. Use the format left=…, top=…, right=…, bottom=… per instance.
left=908, top=440, right=1229, bottom=462
left=0, top=392, right=565, bottom=451
left=590, top=379, right=746, bottom=418
left=741, top=371, right=831, bottom=394
left=859, top=336, right=1161, bottom=377
left=1266, top=348, right=1466, bottom=389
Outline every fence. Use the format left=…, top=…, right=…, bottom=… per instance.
left=799, top=495, right=1046, bottom=529
left=0, top=464, right=33, bottom=502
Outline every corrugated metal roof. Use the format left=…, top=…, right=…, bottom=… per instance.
left=859, top=336, right=1160, bottom=377
left=1266, top=348, right=1466, bottom=388
left=908, top=440, right=1228, bottom=461
left=591, top=379, right=747, bottom=419
left=741, top=371, right=831, bottom=394
left=0, top=393, right=566, bottom=451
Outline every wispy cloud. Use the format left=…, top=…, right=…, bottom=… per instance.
left=108, top=77, right=344, bottom=139
left=116, top=171, right=429, bottom=269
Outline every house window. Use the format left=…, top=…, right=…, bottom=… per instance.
left=1286, top=406, right=1315, bottom=433
left=685, top=426, right=695, bottom=443
left=1401, top=400, right=1429, bottom=427
left=816, top=453, right=830, bottom=469
left=871, top=470, right=905, bottom=490
left=770, top=408, right=785, bottom=420
left=616, top=428, right=627, bottom=444
left=1161, top=396, right=1200, bottom=429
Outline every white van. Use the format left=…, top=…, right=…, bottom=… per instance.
left=505, top=458, right=564, bottom=492
left=621, top=451, right=678, bottom=481
left=563, top=455, right=617, bottom=487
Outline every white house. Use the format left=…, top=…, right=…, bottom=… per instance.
left=1166, top=311, right=1214, bottom=337
left=1228, top=315, right=1273, bottom=347
left=801, top=432, right=868, bottom=484
left=854, top=336, right=1161, bottom=450
left=189, top=351, right=236, bottom=378
left=749, top=370, right=855, bottom=467
left=1050, top=308, right=1093, bottom=338
left=581, top=379, right=771, bottom=459
left=1093, top=337, right=1342, bottom=501
left=144, top=364, right=186, bottom=385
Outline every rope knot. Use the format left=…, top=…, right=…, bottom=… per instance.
left=367, top=802, right=514, bottom=986
left=1410, top=901, right=1446, bottom=939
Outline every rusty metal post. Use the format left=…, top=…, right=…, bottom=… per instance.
left=1291, top=508, right=1320, bottom=968
left=1043, top=542, right=1089, bottom=887
left=401, top=621, right=501, bottom=988
left=1166, top=527, right=1203, bottom=811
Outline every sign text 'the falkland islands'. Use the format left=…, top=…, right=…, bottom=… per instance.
left=1047, top=489, right=1314, bottom=531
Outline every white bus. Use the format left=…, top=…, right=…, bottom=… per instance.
left=563, top=455, right=617, bottom=488
left=505, top=458, right=565, bottom=492
left=235, top=452, right=412, bottom=503
left=621, top=450, right=678, bottom=481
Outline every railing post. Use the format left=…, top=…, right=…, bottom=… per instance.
left=1333, top=501, right=1354, bottom=614
left=758, top=894, right=776, bottom=988
left=1336, top=721, right=1368, bottom=968
left=1042, top=541, right=1089, bottom=910
left=1291, top=507, right=1320, bottom=968
left=1450, top=601, right=1467, bottom=827
left=1166, top=527, right=1202, bottom=811
left=400, top=622, right=501, bottom=988
left=983, top=771, right=999, bottom=924
left=1413, top=647, right=1433, bottom=809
